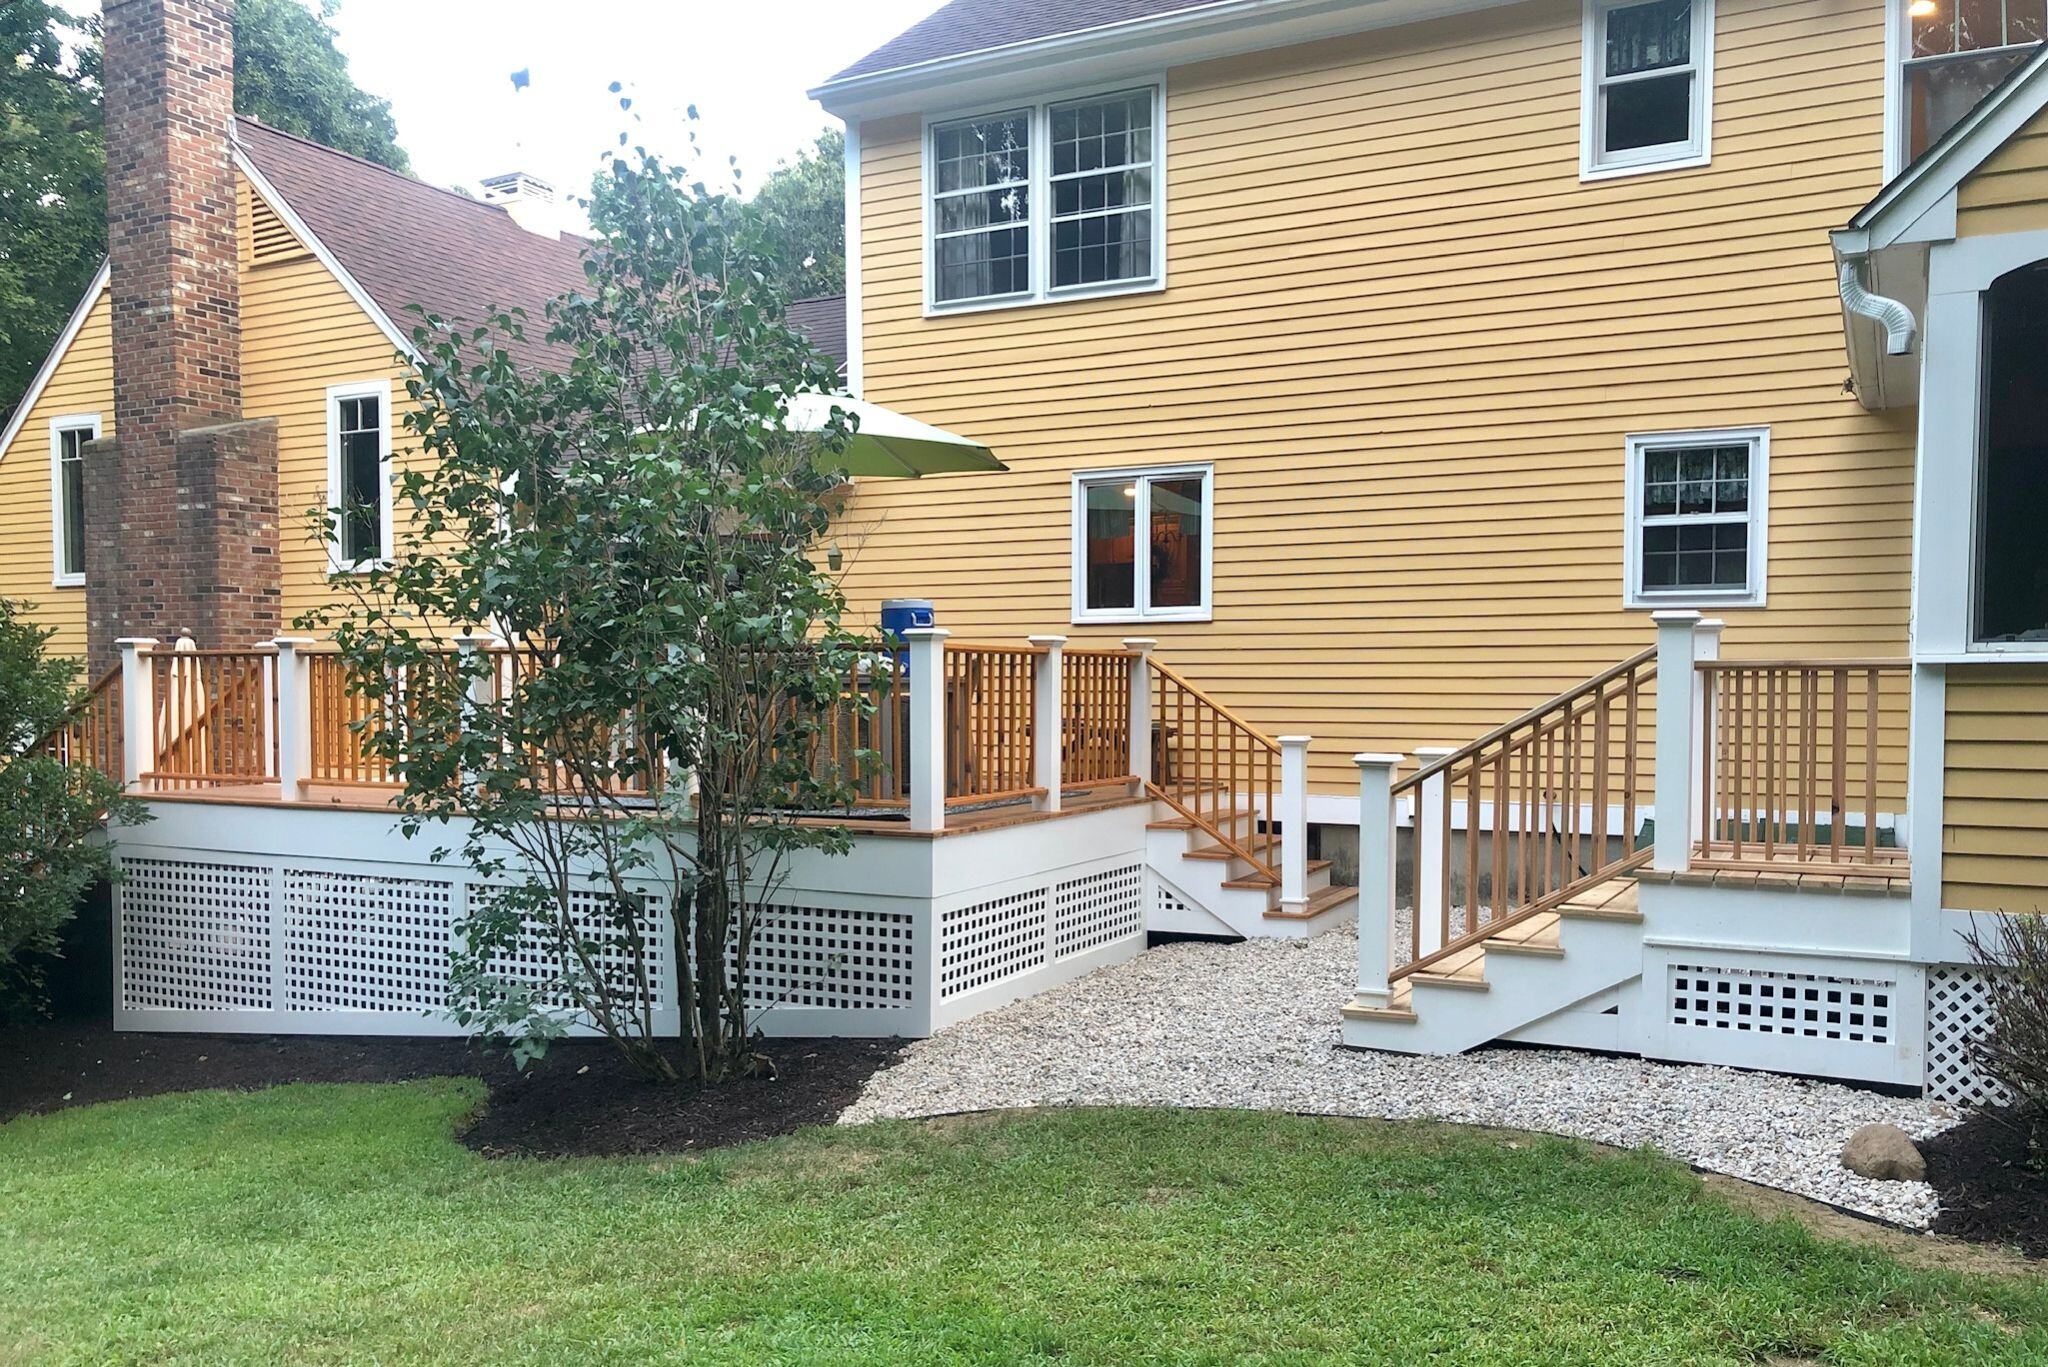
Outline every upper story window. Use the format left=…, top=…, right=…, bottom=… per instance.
left=1581, top=0, right=1714, bottom=179
left=327, top=380, right=391, bottom=571
left=1623, top=427, right=1769, bottom=609
left=49, top=414, right=98, bottom=587
left=1904, top=1, right=2047, bottom=165
left=1073, top=465, right=1211, bottom=623
left=929, top=87, right=1163, bottom=312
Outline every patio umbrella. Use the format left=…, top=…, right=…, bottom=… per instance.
left=782, top=393, right=1006, bottom=478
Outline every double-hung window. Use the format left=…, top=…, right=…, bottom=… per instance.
left=1073, top=465, right=1211, bottom=623
left=929, top=86, right=1163, bottom=310
left=1901, top=0, right=2047, bottom=166
left=328, top=380, right=391, bottom=570
left=1582, top=0, right=1714, bottom=178
left=1624, top=428, right=1768, bottom=608
left=49, top=414, right=98, bottom=587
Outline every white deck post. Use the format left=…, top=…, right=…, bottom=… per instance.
left=1349, top=753, right=1404, bottom=1009
left=1652, top=610, right=1704, bottom=872
left=1123, top=638, right=1156, bottom=786
left=1411, top=745, right=1458, bottom=959
left=116, top=637, right=156, bottom=791
left=1278, top=736, right=1312, bottom=915
left=270, top=637, right=313, bottom=801
left=451, top=633, right=499, bottom=791
left=1028, top=635, right=1066, bottom=813
left=906, top=627, right=949, bottom=832
left=1692, top=618, right=1723, bottom=846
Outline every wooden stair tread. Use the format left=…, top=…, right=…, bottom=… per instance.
left=1184, top=832, right=1280, bottom=861
left=1264, top=884, right=1358, bottom=920
left=1225, top=859, right=1329, bottom=891
left=1341, top=978, right=1415, bottom=1023
left=1147, top=807, right=1256, bottom=832
left=1412, top=943, right=1488, bottom=990
left=1559, top=878, right=1643, bottom=921
left=1485, top=911, right=1562, bottom=955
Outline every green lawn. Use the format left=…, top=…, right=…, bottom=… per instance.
left=0, top=1083, right=2043, bottom=1365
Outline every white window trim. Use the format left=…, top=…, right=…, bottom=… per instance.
left=1580, top=0, right=1715, bottom=182
left=48, top=413, right=100, bottom=588
left=1071, top=463, right=1213, bottom=625
left=923, top=79, right=1167, bottom=317
left=1622, top=426, right=1769, bottom=610
left=326, top=379, right=393, bottom=574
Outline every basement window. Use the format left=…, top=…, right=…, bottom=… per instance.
left=1973, top=262, right=2048, bottom=645
left=49, top=414, right=99, bottom=587
left=1073, top=465, right=1211, bottom=623
left=1624, top=428, right=1769, bottom=609
left=1581, top=0, right=1714, bottom=178
left=327, top=381, right=391, bottom=570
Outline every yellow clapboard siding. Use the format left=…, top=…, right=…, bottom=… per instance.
left=1959, top=109, right=2048, bottom=237
left=1944, top=668, right=2048, bottom=913
left=842, top=0, right=1913, bottom=794
left=0, top=289, right=110, bottom=659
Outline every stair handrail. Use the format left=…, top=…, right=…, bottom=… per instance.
left=1391, top=648, right=1659, bottom=984
left=1145, top=656, right=1282, bottom=885
left=28, top=665, right=124, bottom=778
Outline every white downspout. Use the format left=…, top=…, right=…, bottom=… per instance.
left=1839, top=257, right=1917, bottom=357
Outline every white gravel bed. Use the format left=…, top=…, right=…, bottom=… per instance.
left=842, top=929, right=1955, bottom=1228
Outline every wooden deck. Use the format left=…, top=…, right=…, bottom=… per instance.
left=1637, top=845, right=1912, bottom=896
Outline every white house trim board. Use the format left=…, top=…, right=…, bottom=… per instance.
left=843, top=118, right=864, bottom=398
left=47, top=412, right=101, bottom=588
left=0, top=261, right=109, bottom=469
left=231, top=142, right=420, bottom=363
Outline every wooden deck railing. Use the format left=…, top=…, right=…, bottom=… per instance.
left=1060, top=648, right=1135, bottom=790
left=1695, top=660, right=1909, bottom=875
left=34, top=666, right=124, bottom=778
left=1148, top=659, right=1280, bottom=886
left=1391, top=649, right=1658, bottom=982
left=763, top=646, right=907, bottom=808
left=146, top=648, right=277, bottom=789
left=944, top=643, right=1044, bottom=806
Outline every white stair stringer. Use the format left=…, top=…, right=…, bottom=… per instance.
left=1342, top=883, right=1646, bottom=1055
left=1146, top=865, right=1239, bottom=939
left=1501, top=979, right=1642, bottom=1054
left=1142, top=803, right=1357, bottom=940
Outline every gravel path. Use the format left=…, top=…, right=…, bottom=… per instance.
left=842, top=930, right=1953, bottom=1227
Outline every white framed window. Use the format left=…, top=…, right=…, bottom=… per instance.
left=48, top=413, right=99, bottom=587
left=1895, top=0, right=2046, bottom=172
left=1581, top=0, right=1714, bottom=180
left=927, top=84, right=1164, bottom=314
left=1623, top=427, right=1768, bottom=609
left=327, top=379, right=392, bottom=571
left=1072, top=464, right=1212, bottom=624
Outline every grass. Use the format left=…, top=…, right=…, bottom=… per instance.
left=0, top=1083, right=2044, bottom=1365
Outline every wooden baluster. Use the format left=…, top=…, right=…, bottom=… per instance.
left=1831, top=668, right=1849, bottom=864
left=1864, top=667, right=1880, bottom=864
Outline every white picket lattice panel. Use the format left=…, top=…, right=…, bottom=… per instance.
left=1670, top=964, right=1895, bottom=1044
left=120, top=859, right=274, bottom=1011
left=1926, top=966, right=2010, bottom=1108
left=476, top=884, right=671, bottom=1018
left=1053, top=864, right=1143, bottom=959
left=282, top=870, right=455, bottom=1012
left=939, top=887, right=1048, bottom=998
left=742, top=904, right=917, bottom=1010
left=1153, top=882, right=1195, bottom=924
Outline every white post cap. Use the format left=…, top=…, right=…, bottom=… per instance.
left=1649, top=609, right=1704, bottom=626
left=1353, top=752, right=1405, bottom=767
left=1027, top=635, right=1068, bottom=648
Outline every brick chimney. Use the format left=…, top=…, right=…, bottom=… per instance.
left=86, top=0, right=280, bottom=670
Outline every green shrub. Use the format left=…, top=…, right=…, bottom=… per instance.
left=1965, top=911, right=2048, bottom=1156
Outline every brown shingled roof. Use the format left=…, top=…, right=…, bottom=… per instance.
left=829, top=0, right=1221, bottom=82
left=234, top=117, right=847, bottom=375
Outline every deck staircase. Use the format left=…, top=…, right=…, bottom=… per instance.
left=1146, top=802, right=1359, bottom=939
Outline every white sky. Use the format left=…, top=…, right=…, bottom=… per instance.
left=71, top=0, right=942, bottom=215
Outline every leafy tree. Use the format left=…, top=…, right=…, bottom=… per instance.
left=0, top=599, right=146, bottom=1013
left=753, top=127, right=844, bottom=299
left=309, top=138, right=865, bottom=1084
left=1, top=0, right=408, bottom=413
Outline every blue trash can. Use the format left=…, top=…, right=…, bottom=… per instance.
left=880, top=599, right=935, bottom=667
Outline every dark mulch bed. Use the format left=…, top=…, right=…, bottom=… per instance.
left=0, top=1018, right=902, bottom=1157
left=1924, top=1107, right=2048, bottom=1258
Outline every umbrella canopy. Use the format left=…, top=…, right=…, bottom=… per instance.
left=784, top=393, right=1006, bottom=478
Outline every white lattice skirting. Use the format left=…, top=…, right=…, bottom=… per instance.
left=1925, top=965, right=2011, bottom=1108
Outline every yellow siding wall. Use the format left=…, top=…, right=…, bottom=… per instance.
left=0, top=290, right=110, bottom=659
left=1944, top=668, right=2048, bottom=915
left=842, top=0, right=1915, bottom=793
left=1, top=174, right=416, bottom=655
left=1958, top=101, right=2048, bottom=237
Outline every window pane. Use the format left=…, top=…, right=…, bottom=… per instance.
left=59, top=429, right=86, bottom=576
left=1642, top=521, right=1747, bottom=591
left=1975, top=263, right=2048, bottom=642
left=937, top=226, right=1030, bottom=302
left=340, top=396, right=381, bottom=563
left=1906, top=45, right=2039, bottom=160
left=1053, top=169, right=1151, bottom=218
left=1084, top=482, right=1137, bottom=611
left=1605, top=0, right=1690, bottom=77
left=1053, top=210, right=1152, bottom=288
left=1604, top=71, right=1693, bottom=152
left=1148, top=477, right=1204, bottom=610
left=935, top=186, right=1030, bottom=234
left=933, top=115, right=1029, bottom=194
left=1052, top=92, right=1151, bottom=177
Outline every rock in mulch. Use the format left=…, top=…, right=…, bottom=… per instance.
left=1842, top=1123, right=1927, bottom=1182
left=841, top=929, right=1952, bottom=1227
